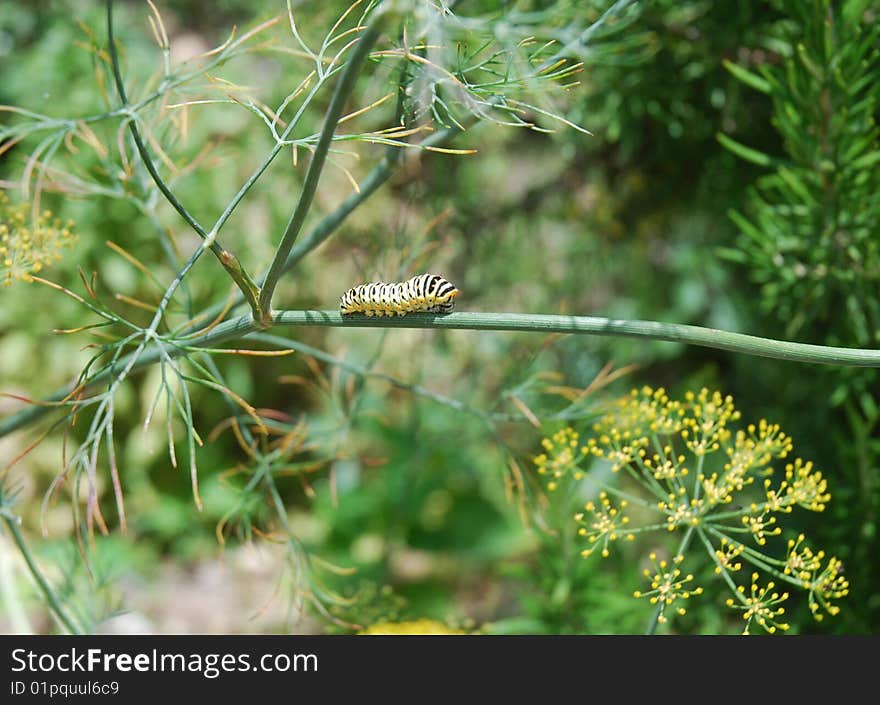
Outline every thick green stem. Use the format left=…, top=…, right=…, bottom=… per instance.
left=4, top=310, right=880, bottom=438
left=280, top=152, right=396, bottom=272
left=260, top=311, right=880, bottom=367
left=257, top=16, right=387, bottom=323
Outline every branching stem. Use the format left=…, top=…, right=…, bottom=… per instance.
left=106, top=0, right=262, bottom=318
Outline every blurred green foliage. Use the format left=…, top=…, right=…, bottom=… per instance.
left=1, top=0, right=878, bottom=635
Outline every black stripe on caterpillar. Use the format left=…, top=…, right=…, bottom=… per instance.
left=339, top=273, right=459, bottom=317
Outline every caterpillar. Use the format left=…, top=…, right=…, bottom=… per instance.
left=339, top=273, right=459, bottom=317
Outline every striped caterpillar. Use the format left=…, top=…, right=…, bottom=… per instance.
left=339, top=273, right=459, bottom=317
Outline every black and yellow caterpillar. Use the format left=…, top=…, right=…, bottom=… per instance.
left=339, top=273, right=459, bottom=317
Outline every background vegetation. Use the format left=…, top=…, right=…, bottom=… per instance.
left=0, top=0, right=877, bottom=635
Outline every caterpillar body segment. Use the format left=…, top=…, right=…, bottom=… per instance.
left=339, top=274, right=459, bottom=317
